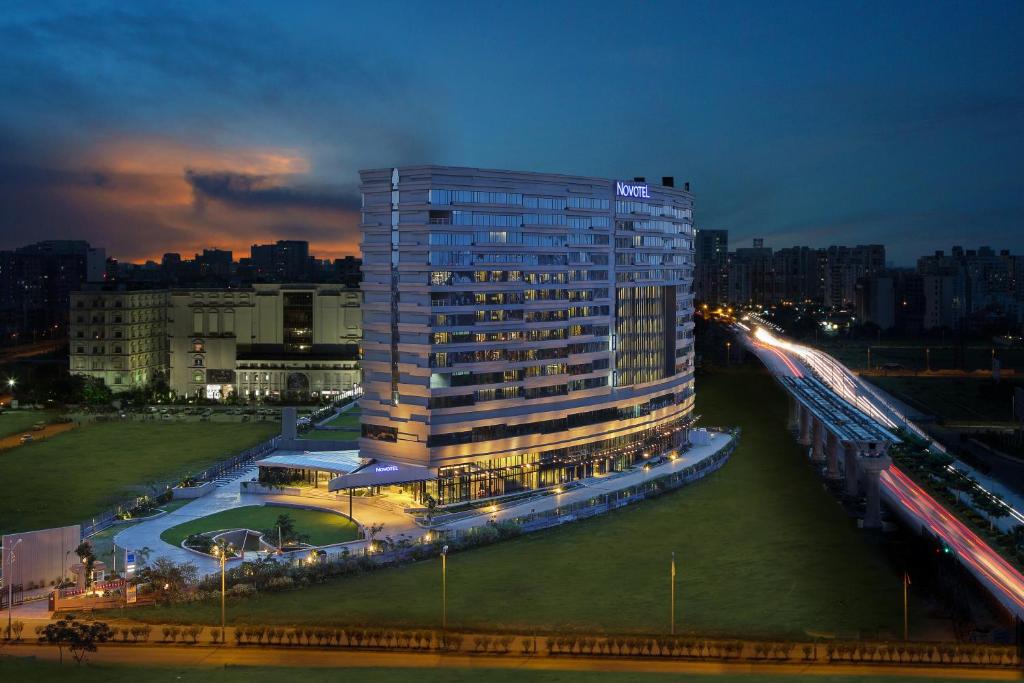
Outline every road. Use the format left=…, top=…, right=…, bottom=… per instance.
left=4, top=642, right=1022, bottom=680
left=738, top=320, right=1024, bottom=619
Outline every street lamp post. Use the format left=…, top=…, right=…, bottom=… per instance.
left=214, top=540, right=228, bottom=638
left=670, top=552, right=677, bottom=635
left=903, top=571, right=910, bottom=641
left=441, top=544, right=449, bottom=632
left=6, top=538, right=22, bottom=639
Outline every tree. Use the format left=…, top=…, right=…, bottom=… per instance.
left=262, top=513, right=308, bottom=548
left=366, top=523, right=385, bottom=551
left=41, top=616, right=112, bottom=664
left=423, top=495, right=438, bottom=525
left=81, top=377, right=113, bottom=406
left=135, top=558, right=197, bottom=604
left=74, top=541, right=96, bottom=587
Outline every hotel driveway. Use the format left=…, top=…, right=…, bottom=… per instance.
left=113, top=467, right=421, bottom=577
left=111, top=433, right=732, bottom=576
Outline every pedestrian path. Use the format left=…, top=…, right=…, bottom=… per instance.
left=438, top=432, right=734, bottom=532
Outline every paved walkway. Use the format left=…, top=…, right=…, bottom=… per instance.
left=438, top=432, right=733, bottom=531
left=109, top=432, right=731, bottom=579
left=112, top=468, right=420, bottom=576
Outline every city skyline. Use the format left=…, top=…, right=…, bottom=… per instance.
left=1, top=1, right=1023, bottom=264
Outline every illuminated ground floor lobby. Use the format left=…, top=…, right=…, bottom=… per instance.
left=319, top=415, right=699, bottom=507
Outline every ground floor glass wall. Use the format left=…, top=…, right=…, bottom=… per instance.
left=431, top=413, right=693, bottom=505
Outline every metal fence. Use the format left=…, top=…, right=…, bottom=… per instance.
left=79, top=435, right=282, bottom=538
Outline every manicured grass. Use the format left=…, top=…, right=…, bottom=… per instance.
left=87, top=500, right=192, bottom=567
left=867, top=375, right=1021, bottom=422
left=118, top=369, right=923, bottom=640
left=321, top=405, right=361, bottom=427
left=0, top=421, right=279, bottom=535
left=0, top=660, right=993, bottom=683
left=160, top=504, right=360, bottom=549
left=0, top=409, right=53, bottom=438
left=818, top=338, right=1024, bottom=373
left=300, top=406, right=360, bottom=439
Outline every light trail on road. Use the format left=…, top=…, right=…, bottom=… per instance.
left=743, top=323, right=1024, bottom=617
left=882, top=466, right=1024, bottom=614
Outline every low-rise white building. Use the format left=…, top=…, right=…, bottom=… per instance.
left=70, top=283, right=361, bottom=399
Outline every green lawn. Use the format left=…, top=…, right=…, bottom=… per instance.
left=160, top=504, right=360, bottom=548
left=0, top=660, right=995, bottom=683
left=116, top=369, right=922, bottom=640
left=300, top=406, right=360, bottom=440
left=0, top=409, right=53, bottom=438
left=0, top=421, right=279, bottom=535
left=817, top=339, right=1024, bottom=373
left=867, top=375, right=1021, bottom=422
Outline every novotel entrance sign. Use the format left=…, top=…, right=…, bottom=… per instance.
left=374, top=464, right=399, bottom=473
left=616, top=181, right=650, bottom=199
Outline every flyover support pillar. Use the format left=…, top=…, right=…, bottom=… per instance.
left=845, top=445, right=859, bottom=496
left=787, top=397, right=799, bottom=431
left=859, top=458, right=890, bottom=529
left=798, top=405, right=812, bottom=446
left=826, top=432, right=842, bottom=478
left=811, top=418, right=824, bottom=461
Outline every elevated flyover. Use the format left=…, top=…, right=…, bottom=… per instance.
left=780, top=375, right=899, bottom=528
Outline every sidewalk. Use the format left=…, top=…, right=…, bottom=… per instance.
left=438, top=433, right=733, bottom=532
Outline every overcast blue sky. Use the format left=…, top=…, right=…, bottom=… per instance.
left=1, top=0, right=1021, bottom=263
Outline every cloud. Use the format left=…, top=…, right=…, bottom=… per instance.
left=185, top=171, right=360, bottom=213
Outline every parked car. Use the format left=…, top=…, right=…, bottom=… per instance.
left=20, top=433, right=33, bottom=443
left=32, top=422, right=46, bottom=431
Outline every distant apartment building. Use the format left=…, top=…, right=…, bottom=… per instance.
left=694, top=239, right=884, bottom=309
left=70, top=283, right=361, bottom=398
left=0, top=240, right=106, bottom=345
left=694, top=228, right=728, bottom=305
left=772, top=246, right=822, bottom=303
left=246, top=240, right=314, bottom=281
left=854, top=274, right=896, bottom=330
left=822, top=245, right=886, bottom=308
left=726, top=241, right=775, bottom=306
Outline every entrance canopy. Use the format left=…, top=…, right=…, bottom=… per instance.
left=328, top=460, right=435, bottom=491
left=256, top=449, right=364, bottom=475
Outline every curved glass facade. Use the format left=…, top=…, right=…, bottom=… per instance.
left=359, top=166, right=696, bottom=504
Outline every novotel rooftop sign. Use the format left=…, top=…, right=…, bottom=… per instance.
left=616, top=181, right=650, bottom=199
left=374, top=464, right=399, bottom=473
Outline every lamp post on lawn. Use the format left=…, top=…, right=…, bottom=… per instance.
left=903, top=571, right=910, bottom=641
left=214, top=540, right=228, bottom=637
left=441, top=544, right=449, bottom=632
left=670, top=552, right=677, bottom=635
left=6, top=538, right=22, bottom=639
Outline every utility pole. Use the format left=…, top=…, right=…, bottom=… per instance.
left=670, top=552, right=677, bottom=635
left=6, top=538, right=22, bottom=639
left=903, top=571, right=910, bottom=641
left=441, top=545, right=449, bottom=632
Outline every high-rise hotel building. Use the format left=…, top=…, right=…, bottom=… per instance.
left=358, top=166, right=696, bottom=504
